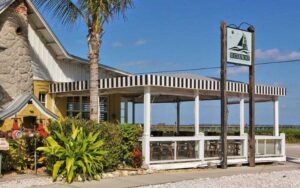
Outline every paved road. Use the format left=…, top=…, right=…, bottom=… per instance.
left=40, top=162, right=300, bottom=188
left=37, top=144, right=300, bottom=188
left=286, top=144, right=300, bottom=158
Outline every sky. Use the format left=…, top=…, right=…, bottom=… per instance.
left=40, top=0, right=300, bottom=125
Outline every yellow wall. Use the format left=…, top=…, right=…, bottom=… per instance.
left=33, top=80, right=67, bottom=118
left=0, top=103, right=50, bottom=132
left=108, top=94, right=121, bottom=123
left=33, top=80, right=52, bottom=110
left=55, top=97, right=67, bottom=117
left=33, top=80, right=121, bottom=122
left=0, top=80, right=121, bottom=131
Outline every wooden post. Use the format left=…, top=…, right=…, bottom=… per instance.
left=220, top=21, right=228, bottom=169
left=248, top=26, right=256, bottom=167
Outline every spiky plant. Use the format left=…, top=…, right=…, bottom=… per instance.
left=38, top=123, right=106, bottom=183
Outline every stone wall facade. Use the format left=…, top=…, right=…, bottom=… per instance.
left=0, top=0, right=33, bottom=106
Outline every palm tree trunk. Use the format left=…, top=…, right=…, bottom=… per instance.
left=88, top=30, right=101, bottom=122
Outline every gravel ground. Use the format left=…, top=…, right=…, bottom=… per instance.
left=139, top=170, right=300, bottom=188
left=0, top=177, right=53, bottom=188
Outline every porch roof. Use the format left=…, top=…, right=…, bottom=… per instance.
left=49, top=74, right=286, bottom=102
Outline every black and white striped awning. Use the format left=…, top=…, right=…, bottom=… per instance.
left=49, top=74, right=286, bottom=97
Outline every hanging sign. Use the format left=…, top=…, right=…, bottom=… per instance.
left=227, top=27, right=252, bottom=66
left=0, top=138, right=9, bottom=151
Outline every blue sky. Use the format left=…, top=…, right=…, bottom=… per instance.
left=41, top=0, right=300, bottom=125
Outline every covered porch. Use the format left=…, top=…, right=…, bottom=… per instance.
left=49, top=74, right=287, bottom=170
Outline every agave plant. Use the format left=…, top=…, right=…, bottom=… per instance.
left=38, top=123, right=106, bottom=183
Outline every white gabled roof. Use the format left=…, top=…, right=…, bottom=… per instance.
left=0, top=92, right=57, bottom=120
left=0, top=0, right=14, bottom=14
left=0, top=0, right=132, bottom=76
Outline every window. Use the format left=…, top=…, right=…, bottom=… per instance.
left=99, top=97, right=108, bottom=122
left=39, top=92, right=46, bottom=107
left=67, top=96, right=80, bottom=118
left=82, top=96, right=90, bottom=120
left=66, top=96, right=108, bottom=121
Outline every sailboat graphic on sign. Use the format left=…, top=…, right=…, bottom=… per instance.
left=229, top=33, right=249, bottom=54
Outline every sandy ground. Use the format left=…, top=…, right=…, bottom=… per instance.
left=138, top=170, right=300, bottom=188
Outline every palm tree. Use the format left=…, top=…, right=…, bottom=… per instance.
left=33, top=0, right=133, bottom=121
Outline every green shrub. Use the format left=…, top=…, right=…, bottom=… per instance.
left=38, top=122, right=106, bottom=183
left=1, top=137, right=45, bottom=173
left=47, top=118, right=122, bottom=171
left=281, top=128, right=300, bottom=143
left=1, top=147, right=14, bottom=172
left=47, top=118, right=143, bottom=171
left=7, top=139, right=28, bottom=172
left=120, top=124, right=143, bottom=167
left=48, top=117, right=91, bottom=139
left=97, top=122, right=123, bottom=171
left=84, top=122, right=143, bottom=169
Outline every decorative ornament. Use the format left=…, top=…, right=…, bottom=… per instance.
left=12, top=130, right=23, bottom=139
left=15, top=4, right=27, bottom=15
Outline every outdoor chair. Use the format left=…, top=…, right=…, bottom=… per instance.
left=206, top=140, right=219, bottom=157
left=161, top=143, right=174, bottom=160
left=227, top=141, right=240, bottom=156
left=150, top=143, right=162, bottom=161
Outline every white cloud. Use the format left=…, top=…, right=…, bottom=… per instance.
left=256, top=48, right=300, bottom=61
left=134, top=39, right=147, bottom=46
left=119, top=60, right=147, bottom=68
left=228, top=66, right=248, bottom=76
left=111, top=41, right=123, bottom=48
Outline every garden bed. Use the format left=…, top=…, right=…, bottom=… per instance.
left=0, top=118, right=143, bottom=184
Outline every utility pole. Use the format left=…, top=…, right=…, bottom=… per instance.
left=220, top=21, right=228, bottom=169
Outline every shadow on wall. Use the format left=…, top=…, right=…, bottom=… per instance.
left=0, top=85, right=12, bottom=107
left=30, top=46, right=52, bottom=81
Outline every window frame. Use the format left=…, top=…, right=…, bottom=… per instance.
left=38, top=92, right=47, bottom=107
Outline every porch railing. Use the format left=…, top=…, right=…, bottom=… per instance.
left=147, top=133, right=285, bottom=164
left=255, top=134, right=285, bottom=157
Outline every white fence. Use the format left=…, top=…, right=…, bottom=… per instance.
left=147, top=133, right=286, bottom=169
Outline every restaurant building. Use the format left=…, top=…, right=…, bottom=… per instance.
left=0, top=0, right=287, bottom=169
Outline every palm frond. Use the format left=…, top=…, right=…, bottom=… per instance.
left=34, top=0, right=133, bottom=30
left=33, top=0, right=85, bottom=26
left=79, top=0, right=132, bottom=21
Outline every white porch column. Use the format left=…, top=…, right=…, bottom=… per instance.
left=194, top=90, right=200, bottom=136
left=132, top=100, right=136, bottom=124
left=240, top=98, right=245, bottom=135
left=176, top=100, right=180, bottom=134
left=124, top=99, right=128, bottom=123
left=274, top=98, right=279, bottom=136
left=142, top=87, right=151, bottom=167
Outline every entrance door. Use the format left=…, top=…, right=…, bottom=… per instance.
left=23, top=116, right=37, bottom=129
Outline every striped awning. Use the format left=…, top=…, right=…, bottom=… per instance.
left=49, top=74, right=286, bottom=97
